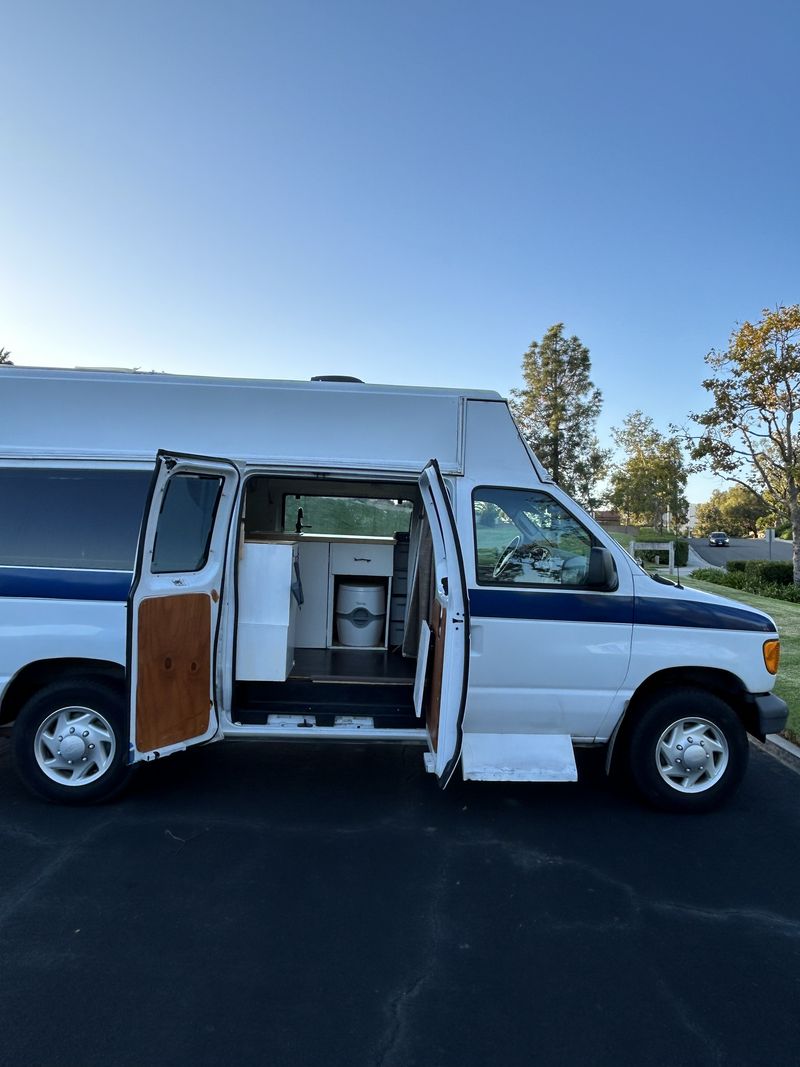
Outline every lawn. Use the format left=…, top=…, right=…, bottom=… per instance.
left=681, top=576, right=800, bottom=745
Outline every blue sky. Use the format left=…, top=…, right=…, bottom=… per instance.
left=2, top=0, right=799, bottom=502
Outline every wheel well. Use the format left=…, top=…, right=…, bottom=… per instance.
left=609, top=667, right=756, bottom=771
left=0, top=659, right=125, bottom=727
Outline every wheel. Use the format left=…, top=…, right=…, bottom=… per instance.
left=626, top=687, right=749, bottom=812
left=12, top=679, right=133, bottom=804
left=493, top=535, right=522, bottom=578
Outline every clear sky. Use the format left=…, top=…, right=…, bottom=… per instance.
left=2, top=0, right=799, bottom=502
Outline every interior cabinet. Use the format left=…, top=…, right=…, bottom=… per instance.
left=294, top=541, right=330, bottom=648
left=328, top=543, right=394, bottom=648
left=293, top=539, right=395, bottom=650
left=236, top=542, right=298, bottom=680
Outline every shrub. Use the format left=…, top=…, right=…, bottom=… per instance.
left=744, top=560, right=793, bottom=586
left=726, top=560, right=747, bottom=574
left=674, top=539, right=688, bottom=567
left=690, top=566, right=800, bottom=604
left=690, top=568, right=732, bottom=586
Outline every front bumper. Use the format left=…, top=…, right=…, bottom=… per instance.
left=753, top=693, right=789, bottom=737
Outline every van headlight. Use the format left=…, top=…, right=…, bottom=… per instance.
left=763, top=639, right=781, bottom=675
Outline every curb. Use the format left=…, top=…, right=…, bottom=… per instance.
left=755, top=733, right=800, bottom=775
left=767, top=733, right=800, bottom=759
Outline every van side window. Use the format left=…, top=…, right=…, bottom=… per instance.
left=0, top=468, right=151, bottom=570
left=473, top=487, right=595, bottom=587
left=151, top=474, right=223, bottom=574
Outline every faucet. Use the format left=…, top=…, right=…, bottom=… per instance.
left=295, top=507, right=311, bottom=534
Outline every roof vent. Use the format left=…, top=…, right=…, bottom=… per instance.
left=310, top=375, right=364, bottom=383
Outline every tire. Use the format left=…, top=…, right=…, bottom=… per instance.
left=12, top=679, right=134, bottom=804
left=627, top=687, right=749, bottom=813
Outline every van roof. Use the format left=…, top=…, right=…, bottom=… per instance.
left=3, top=365, right=504, bottom=402
left=1, top=364, right=509, bottom=473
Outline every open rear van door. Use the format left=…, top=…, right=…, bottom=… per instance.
left=128, top=452, right=240, bottom=762
left=418, top=459, right=470, bottom=786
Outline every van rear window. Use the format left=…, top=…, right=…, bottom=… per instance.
left=0, top=468, right=152, bottom=570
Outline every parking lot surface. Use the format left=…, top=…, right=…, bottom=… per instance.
left=1, top=736, right=799, bottom=1067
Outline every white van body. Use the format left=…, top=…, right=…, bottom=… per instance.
left=0, top=367, right=787, bottom=809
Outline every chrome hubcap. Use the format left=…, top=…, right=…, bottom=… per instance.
left=655, top=717, right=729, bottom=793
left=34, top=706, right=116, bottom=787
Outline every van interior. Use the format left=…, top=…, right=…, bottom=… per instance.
left=230, top=475, right=439, bottom=735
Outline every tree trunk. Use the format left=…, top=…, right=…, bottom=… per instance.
left=790, top=483, right=800, bottom=586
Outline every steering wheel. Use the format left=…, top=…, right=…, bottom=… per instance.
left=493, top=535, right=522, bottom=578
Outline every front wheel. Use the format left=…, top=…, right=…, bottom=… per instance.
left=12, top=679, right=133, bottom=804
left=627, top=687, right=749, bottom=812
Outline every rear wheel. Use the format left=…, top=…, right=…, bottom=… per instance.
left=12, top=679, right=133, bottom=804
left=627, top=687, right=749, bottom=812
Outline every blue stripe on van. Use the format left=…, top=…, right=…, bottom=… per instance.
left=634, top=595, right=775, bottom=633
left=0, top=567, right=132, bottom=602
left=469, top=588, right=634, bottom=624
left=469, top=588, right=775, bottom=633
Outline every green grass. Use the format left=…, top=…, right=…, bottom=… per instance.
left=682, top=576, right=800, bottom=745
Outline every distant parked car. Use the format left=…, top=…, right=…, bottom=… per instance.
left=708, top=531, right=730, bottom=547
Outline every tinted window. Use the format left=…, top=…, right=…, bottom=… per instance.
left=151, top=474, right=223, bottom=573
left=473, top=487, right=595, bottom=587
left=282, top=495, right=413, bottom=537
left=0, top=468, right=152, bottom=569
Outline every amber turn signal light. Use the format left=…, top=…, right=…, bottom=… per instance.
left=763, top=639, right=781, bottom=675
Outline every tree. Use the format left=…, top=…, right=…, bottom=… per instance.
left=608, top=410, right=690, bottom=530
left=694, top=486, right=771, bottom=538
left=0, top=347, right=12, bottom=365
left=691, top=305, right=800, bottom=582
left=509, top=324, right=609, bottom=508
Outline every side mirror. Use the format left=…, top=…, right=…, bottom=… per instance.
left=586, top=546, right=618, bottom=591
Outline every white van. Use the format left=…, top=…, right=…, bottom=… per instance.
left=0, top=367, right=787, bottom=811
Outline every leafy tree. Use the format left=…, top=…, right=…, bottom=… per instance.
left=509, top=324, right=610, bottom=508
left=0, top=347, right=12, bottom=365
left=691, top=305, right=800, bottom=582
left=694, top=486, right=770, bottom=538
left=608, top=410, right=690, bottom=530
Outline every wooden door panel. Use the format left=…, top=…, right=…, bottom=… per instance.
left=136, top=594, right=212, bottom=752
left=427, top=597, right=446, bottom=751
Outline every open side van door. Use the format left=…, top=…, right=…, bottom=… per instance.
left=418, top=459, right=470, bottom=786
left=128, top=451, right=240, bottom=763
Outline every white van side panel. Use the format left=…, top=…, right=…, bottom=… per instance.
left=458, top=398, right=542, bottom=486
left=0, top=599, right=126, bottom=702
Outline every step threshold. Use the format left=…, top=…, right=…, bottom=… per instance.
left=224, top=721, right=427, bottom=743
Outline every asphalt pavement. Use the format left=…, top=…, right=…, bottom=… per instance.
left=690, top=536, right=793, bottom=568
left=1, top=736, right=799, bottom=1067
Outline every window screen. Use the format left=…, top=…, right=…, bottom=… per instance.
left=151, top=474, right=223, bottom=573
left=0, top=468, right=152, bottom=570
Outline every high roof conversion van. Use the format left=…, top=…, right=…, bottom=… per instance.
left=0, top=367, right=787, bottom=810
